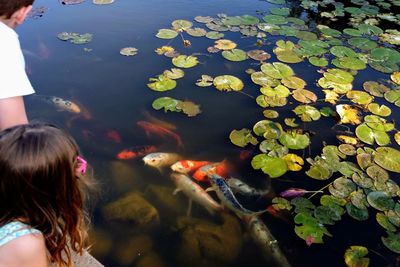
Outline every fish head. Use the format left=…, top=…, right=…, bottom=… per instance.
left=170, top=161, right=190, bottom=173
left=64, top=101, right=81, bottom=113
left=142, top=152, right=165, bottom=167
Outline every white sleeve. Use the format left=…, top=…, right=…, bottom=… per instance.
left=0, top=35, right=35, bottom=99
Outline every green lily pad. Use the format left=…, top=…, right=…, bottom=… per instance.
left=358, top=24, right=383, bottom=35
left=281, top=76, right=306, bottom=90
left=261, top=85, right=290, bottom=98
left=251, top=154, right=288, bottom=178
left=270, top=7, right=290, bottom=16
left=93, top=0, right=114, bottom=4
left=194, top=16, right=213, bottom=23
left=344, top=246, right=370, bottom=267
left=57, top=32, right=93, bottom=44
left=382, top=231, right=400, bottom=253
left=247, top=50, right=271, bottom=62
left=147, top=75, right=177, bottom=92
left=176, top=101, right=201, bottom=117
left=385, top=90, right=400, bottom=107
left=350, top=189, right=369, bottom=210
left=346, top=91, right=373, bottom=105
left=330, top=46, right=358, bottom=58
left=172, top=55, right=199, bottom=68
left=318, top=26, right=342, bottom=37
left=314, top=205, right=342, bottom=225
left=374, top=147, right=400, bottom=173
left=352, top=172, right=374, bottom=189
left=346, top=203, right=369, bottom=221
left=213, top=75, right=244, bottom=92
left=229, top=128, right=258, bottom=148
left=279, top=131, right=310, bottom=149
left=320, top=107, right=335, bottom=117
left=256, top=95, right=287, bottom=108
left=163, top=68, right=185, bottom=79
left=263, top=109, right=279, bottom=119
left=370, top=47, right=400, bottom=64
left=324, top=69, right=354, bottom=84
left=284, top=118, right=299, bottom=127
left=186, top=27, right=207, bottom=37
left=329, top=177, right=357, bottom=198
left=348, top=37, right=377, bottom=50
left=171, top=19, right=193, bottom=31
left=355, top=124, right=390, bottom=146
left=293, top=105, right=321, bottom=122
left=377, top=213, right=397, bottom=232
left=293, top=89, right=317, bottom=104
left=333, top=57, right=367, bottom=70
left=338, top=144, right=356, bottom=156
left=120, top=47, right=138, bottom=56
left=367, top=191, right=395, bottom=211
left=272, top=197, right=292, bottom=211
left=152, top=97, right=180, bottom=112
left=363, top=81, right=390, bottom=97
left=253, top=120, right=283, bottom=139
left=296, top=31, right=318, bottom=40
left=309, top=57, right=328, bottom=67
left=263, top=14, right=288, bottom=24
left=367, top=103, right=391, bottom=117
left=205, top=31, right=224, bottom=39
left=257, top=23, right=280, bottom=33
left=261, top=62, right=294, bottom=80
left=222, top=49, right=248, bottom=62
left=294, top=212, right=332, bottom=244
left=366, top=164, right=389, bottom=182
left=343, top=28, right=363, bottom=36
left=369, top=61, right=399, bottom=74
left=251, top=72, right=280, bottom=87
left=156, top=29, right=178, bottom=39
left=291, top=197, right=316, bottom=215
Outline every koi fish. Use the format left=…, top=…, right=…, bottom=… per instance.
left=35, top=95, right=81, bottom=113
left=243, top=216, right=291, bottom=267
left=192, top=160, right=232, bottom=182
left=106, top=129, right=122, bottom=143
left=137, top=120, right=183, bottom=147
left=227, top=177, right=270, bottom=198
left=239, top=149, right=253, bottom=161
left=170, top=160, right=211, bottom=174
left=208, top=173, right=265, bottom=217
left=170, top=173, right=222, bottom=215
left=142, top=152, right=181, bottom=172
left=142, top=111, right=177, bottom=130
left=117, top=145, right=157, bottom=160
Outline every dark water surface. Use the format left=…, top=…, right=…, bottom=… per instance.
left=19, top=0, right=399, bottom=266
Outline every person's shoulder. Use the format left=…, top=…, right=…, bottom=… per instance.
left=0, top=233, right=48, bottom=267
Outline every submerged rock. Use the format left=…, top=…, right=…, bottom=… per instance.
left=114, top=234, right=153, bottom=266
left=144, top=184, right=187, bottom=216
left=135, top=252, right=165, bottom=267
left=103, top=191, right=160, bottom=229
left=176, top=213, right=243, bottom=267
left=109, top=161, right=142, bottom=194
left=88, top=228, right=113, bottom=259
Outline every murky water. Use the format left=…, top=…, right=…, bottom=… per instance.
left=20, top=0, right=399, bottom=266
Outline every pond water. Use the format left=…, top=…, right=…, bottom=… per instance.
left=20, top=0, right=400, bottom=266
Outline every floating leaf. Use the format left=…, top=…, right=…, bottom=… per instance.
left=194, top=16, right=213, bottom=23
left=296, top=31, right=318, bottom=40
left=377, top=213, right=397, bottom=232
left=346, top=91, right=373, bottom=105
left=251, top=72, right=280, bottom=87
left=222, top=49, right=248, bottom=61
left=395, top=132, right=400, bottom=146
left=253, top=120, right=283, bottom=139
left=186, top=27, right=207, bottom=37
left=156, top=29, right=178, bottom=39
left=314, top=205, right=342, bottom=225
left=261, top=85, right=290, bottom=98
left=147, top=75, right=176, bottom=91
left=93, top=0, right=113, bottom=4
left=271, top=197, right=292, bottom=211
left=370, top=47, right=400, bottom=64
left=163, top=68, right=185, bottom=79
left=251, top=154, right=288, bottom=178
left=343, top=28, right=363, bottom=36
left=263, top=14, right=288, bottom=24
left=363, top=81, right=390, bottom=97
left=344, top=246, right=370, bottom=267
left=294, top=213, right=331, bottom=244
left=214, top=39, right=237, bottom=50
left=338, top=144, right=356, bottom=156
left=333, top=57, right=367, bottom=70
left=293, top=105, right=321, bottom=122
left=176, top=101, right=201, bottom=117
left=367, top=103, right=391, bottom=117
left=293, top=89, right=317, bottom=104
left=385, top=90, right=400, bottom=107
left=57, top=32, right=93, bottom=44
left=324, top=69, right=354, bottom=84
left=270, top=7, right=290, bottom=16
left=247, top=50, right=271, bottom=62
left=171, top=20, right=192, bottom=31
left=329, top=177, right=357, bottom=198
left=336, top=104, right=361, bottom=125
left=337, top=135, right=358, bottom=145
left=382, top=231, right=400, bottom=253
left=320, top=107, right=335, bottom=117
left=348, top=37, right=377, bottom=50
left=346, top=203, right=369, bottom=221
left=374, top=147, right=400, bottom=173
left=282, top=153, right=304, bottom=171
left=205, top=31, right=224, bottom=39
left=367, top=191, right=395, bottom=211
left=152, top=97, right=180, bottom=112
left=285, top=118, right=299, bottom=127
left=309, top=57, right=328, bottom=67
left=279, top=131, right=310, bottom=150
left=196, top=75, right=213, bottom=87
left=263, top=109, right=279, bottom=119
left=358, top=24, right=383, bottom=35
left=119, top=47, right=138, bottom=56
left=229, top=128, right=258, bottom=147
left=330, top=46, right=358, bottom=58
left=391, top=72, right=400, bottom=85
left=282, top=76, right=306, bottom=90
left=213, top=75, right=244, bottom=91
left=366, top=165, right=389, bottom=182
left=350, top=189, right=369, bottom=210
left=355, top=124, right=390, bottom=146
left=261, top=62, right=294, bottom=79
left=172, top=55, right=199, bottom=68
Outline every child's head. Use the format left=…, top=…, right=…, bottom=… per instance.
left=0, top=122, right=93, bottom=267
left=0, top=0, right=34, bottom=27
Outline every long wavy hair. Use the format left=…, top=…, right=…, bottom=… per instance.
left=0, top=122, right=93, bottom=267
left=0, top=0, right=34, bottom=18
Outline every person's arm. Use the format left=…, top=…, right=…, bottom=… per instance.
left=0, top=96, right=29, bottom=130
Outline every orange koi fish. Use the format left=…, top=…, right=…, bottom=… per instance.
left=117, top=145, right=157, bottom=160
left=137, top=120, right=183, bottom=147
left=192, top=160, right=232, bottom=182
left=170, top=160, right=211, bottom=174
left=106, top=129, right=122, bottom=143
left=142, top=111, right=177, bottom=130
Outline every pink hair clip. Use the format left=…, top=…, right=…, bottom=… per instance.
left=76, top=156, right=87, bottom=174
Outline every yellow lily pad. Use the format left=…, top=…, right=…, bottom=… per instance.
left=214, top=39, right=237, bottom=50
left=336, top=104, right=361, bottom=125
left=282, top=153, right=304, bottom=171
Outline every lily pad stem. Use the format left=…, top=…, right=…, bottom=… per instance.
left=307, top=181, right=334, bottom=200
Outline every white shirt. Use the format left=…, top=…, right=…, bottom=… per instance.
left=0, top=21, right=35, bottom=99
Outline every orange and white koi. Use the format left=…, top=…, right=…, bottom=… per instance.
left=40, top=95, right=81, bottom=113
left=192, top=160, right=232, bottom=182
left=170, top=160, right=211, bottom=174
left=117, top=145, right=157, bottom=160
left=142, top=152, right=181, bottom=172
left=170, top=173, right=222, bottom=215
left=137, top=120, right=183, bottom=147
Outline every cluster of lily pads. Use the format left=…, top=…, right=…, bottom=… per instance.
left=57, top=32, right=93, bottom=44
left=147, top=0, right=400, bottom=263
left=152, top=96, right=201, bottom=117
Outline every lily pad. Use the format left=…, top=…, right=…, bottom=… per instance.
left=282, top=153, right=304, bottom=171
left=152, top=97, right=180, bottom=112
left=229, top=128, right=258, bottom=147
left=272, top=197, right=292, bottom=211
left=263, top=109, right=279, bottom=119
left=293, top=89, right=317, bottom=104
left=367, top=103, right=391, bottom=117
left=330, top=46, right=358, bottom=58
left=348, top=37, right=377, bottom=50
left=171, top=20, right=193, bottom=31
left=285, top=118, right=299, bottom=127
left=355, top=124, right=390, bottom=146
left=293, top=105, right=321, bottom=122
left=251, top=154, right=288, bottom=178
left=281, top=76, right=306, bottom=90
left=336, top=104, right=361, bottom=125
left=376, top=213, right=397, bottom=232
left=374, top=147, right=400, bottom=173
left=263, top=14, right=288, bottom=24
left=247, top=50, right=271, bottom=62
left=344, top=246, right=370, bottom=267
left=205, top=31, right=224, bottom=39
left=196, top=75, right=213, bottom=87
left=309, top=57, right=328, bottom=67
left=346, top=91, right=373, bottom=105
left=147, top=75, right=176, bottom=92
left=172, top=55, right=199, bottom=68
left=382, top=231, right=400, bottom=253
left=385, top=90, right=400, bottom=107
left=261, top=62, right=294, bottom=79
left=332, top=57, right=367, bottom=70
left=213, top=75, right=244, bottom=91
left=324, top=69, right=354, bottom=84
left=261, top=85, right=290, bottom=98
left=194, top=16, right=214, bottom=23
left=294, top=212, right=332, bottom=244
left=222, top=49, right=248, bottom=62
left=279, top=131, right=310, bottom=149
left=214, top=39, right=237, bottom=50
left=163, top=68, right=185, bottom=79
left=363, top=81, right=390, bottom=97
left=251, top=72, right=280, bottom=87
left=120, top=47, right=138, bottom=56
left=186, top=27, right=207, bottom=37
left=156, top=29, right=178, bottom=39
left=176, top=101, right=201, bottom=117
left=367, top=191, right=395, bottom=211
left=391, top=72, right=400, bottom=85
left=93, top=0, right=113, bottom=4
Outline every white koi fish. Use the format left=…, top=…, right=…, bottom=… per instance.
left=143, top=152, right=181, bottom=172
left=227, top=177, right=270, bottom=198
left=170, top=172, right=222, bottom=215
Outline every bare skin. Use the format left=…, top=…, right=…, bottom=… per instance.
left=0, top=5, right=32, bottom=130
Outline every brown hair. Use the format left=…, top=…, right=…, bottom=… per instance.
left=0, top=0, right=34, bottom=18
left=0, top=122, right=93, bottom=267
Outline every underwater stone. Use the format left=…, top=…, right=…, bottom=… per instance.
left=176, top=213, right=242, bottom=267
left=144, top=184, right=187, bottom=216
left=114, top=234, right=153, bottom=266
left=110, top=161, right=142, bottom=194
left=103, top=191, right=160, bottom=228
left=88, top=228, right=113, bottom=259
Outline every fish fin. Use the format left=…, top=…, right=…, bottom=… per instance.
left=173, top=188, right=181, bottom=195
left=186, top=199, right=192, bottom=217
